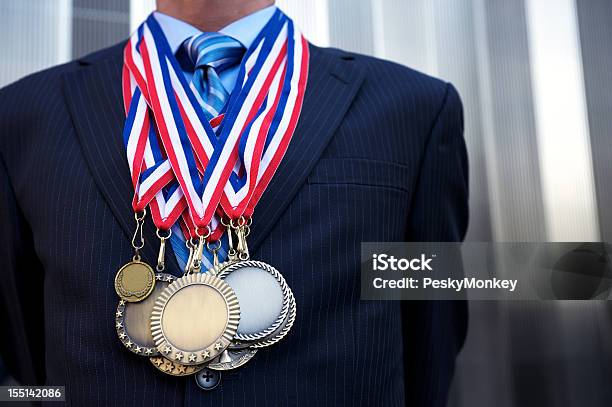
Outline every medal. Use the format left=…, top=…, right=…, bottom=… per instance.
left=114, top=210, right=156, bottom=302
left=225, top=220, right=296, bottom=349
left=115, top=272, right=176, bottom=355
left=217, top=260, right=291, bottom=341
left=201, top=221, right=295, bottom=371
left=150, top=272, right=240, bottom=365
left=114, top=260, right=155, bottom=302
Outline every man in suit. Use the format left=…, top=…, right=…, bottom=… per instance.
left=0, top=0, right=468, bottom=405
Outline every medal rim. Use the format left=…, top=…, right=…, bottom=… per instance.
left=207, top=260, right=236, bottom=277
left=114, top=260, right=156, bottom=302
left=115, top=272, right=176, bottom=356
left=217, top=260, right=291, bottom=342
left=150, top=272, right=240, bottom=366
left=251, top=287, right=296, bottom=348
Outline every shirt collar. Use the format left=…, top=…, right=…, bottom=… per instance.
left=153, top=5, right=277, bottom=55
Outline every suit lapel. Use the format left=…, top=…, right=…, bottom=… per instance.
left=61, top=44, right=180, bottom=272
left=61, top=42, right=365, bottom=264
left=248, top=44, right=365, bottom=253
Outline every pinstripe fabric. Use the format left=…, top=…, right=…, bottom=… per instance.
left=0, top=41, right=468, bottom=407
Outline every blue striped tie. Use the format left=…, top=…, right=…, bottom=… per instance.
left=184, top=32, right=245, bottom=120
left=169, top=33, right=244, bottom=270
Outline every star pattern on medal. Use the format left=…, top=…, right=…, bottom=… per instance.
left=163, top=346, right=172, bottom=354
left=150, top=354, right=206, bottom=376
left=156, top=274, right=163, bottom=281
left=189, top=353, right=197, bottom=362
left=201, top=350, right=210, bottom=359
left=175, top=352, right=183, bottom=361
left=115, top=299, right=162, bottom=358
left=164, top=276, right=173, bottom=282
left=214, top=342, right=222, bottom=351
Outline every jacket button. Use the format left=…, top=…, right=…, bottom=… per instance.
left=195, top=368, right=221, bottom=390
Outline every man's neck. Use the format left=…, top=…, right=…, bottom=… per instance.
left=156, top=0, right=274, bottom=32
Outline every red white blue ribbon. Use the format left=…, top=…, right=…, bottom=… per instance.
left=122, top=29, right=185, bottom=230
left=121, top=9, right=309, bottom=233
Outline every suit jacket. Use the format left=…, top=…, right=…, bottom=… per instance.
left=0, top=42, right=468, bottom=407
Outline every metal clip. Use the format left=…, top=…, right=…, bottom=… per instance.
left=236, top=225, right=250, bottom=261
left=227, top=226, right=238, bottom=261
left=207, top=240, right=221, bottom=267
left=156, top=229, right=172, bottom=272
left=191, top=236, right=205, bottom=273
left=184, top=239, right=195, bottom=274
left=131, top=209, right=147, bottom=261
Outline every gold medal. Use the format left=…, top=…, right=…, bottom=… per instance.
left=150, top=273, right=240, bottom=366
left=114, top=260, right=156, bottom=302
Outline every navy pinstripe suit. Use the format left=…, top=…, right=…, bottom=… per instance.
left=0, top=42, right=468, bottom=406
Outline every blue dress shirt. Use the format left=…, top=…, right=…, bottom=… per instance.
left=154, top=6, right=277, bottom=90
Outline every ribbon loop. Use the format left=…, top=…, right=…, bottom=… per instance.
left=121, top=10, right=309, bottom=237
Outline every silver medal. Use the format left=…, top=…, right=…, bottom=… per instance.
left=217, top=260, right=292, bottom=342
left=229, top=286, right=296, bottom=349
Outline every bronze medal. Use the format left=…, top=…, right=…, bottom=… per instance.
left=115, top=273, right=175, bottom=356
left=114, top=260, right=155, bottom=302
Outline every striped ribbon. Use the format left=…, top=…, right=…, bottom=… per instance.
left=121, top=9, right=309, bottom=237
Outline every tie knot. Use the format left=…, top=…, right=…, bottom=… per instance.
left=185, top=33, right=245, bottom=72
